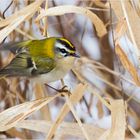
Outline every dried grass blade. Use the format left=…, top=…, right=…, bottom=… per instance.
left=115, top=18, right=127, bottom=43
left=130, top=0, right=140, bottom=17
left=128, top=125, right=140, bottom=140
left=36, top=5, right=107, bottom=37
left=98, top=130, right=110, bottom=140
left=0, top=16, right=27, bottom=43
left=0, top=0, right=43, bottom=43
left=93, top=72, right=121, bottom=91
left=115, top=44, right=140, bottom=86
left=0, top=93, right=61, bottom=131
left=73, top=69, right=111, bottom=110
left=16, top=120, right=105, bottom=139
left=88, top=86, right=111, bottom=110
left=107, top=100, right=126, bottom=140
left=0, top=0, right=43, bottom=28
left=109, top=1, right=123, bottom=20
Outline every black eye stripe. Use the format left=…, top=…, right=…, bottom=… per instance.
left=60, top=48, right=67, bottom=53
left=56, top=47, right=67, bottom=53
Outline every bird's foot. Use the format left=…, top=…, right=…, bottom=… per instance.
left=57, top=85, right=68, bottom=92
left=45, top=84, right=71, bottom=96
left=57, top=85, right=71, bottom=96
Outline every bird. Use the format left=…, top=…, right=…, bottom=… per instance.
left=0, top=37, right=79, bottom=83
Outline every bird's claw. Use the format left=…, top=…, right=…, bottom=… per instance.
left=45, top=83, right=71, bottom=96
left=58, top=85, right=68, bottom=92
left=58, top=85, right=71, bottom=96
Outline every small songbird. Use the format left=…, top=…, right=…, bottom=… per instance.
left=0, top=37, right=79, bottom=83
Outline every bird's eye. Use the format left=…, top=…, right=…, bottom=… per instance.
left=60, top=48, right=67, bottom=53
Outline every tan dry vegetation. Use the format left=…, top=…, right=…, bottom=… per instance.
left=0, top=0, right=140, bottom=140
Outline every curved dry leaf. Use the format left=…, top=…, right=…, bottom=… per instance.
left=115, top=44, right=140, bottom=86
left=0, top=94, right=60, bottom=131
left=36, top=5, right=107, bottom=37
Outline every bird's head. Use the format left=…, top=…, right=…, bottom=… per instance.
left=54, top=38, right=80, bottom=59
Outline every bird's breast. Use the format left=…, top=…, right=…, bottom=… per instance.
left=35, top=57, right=75, bottom=83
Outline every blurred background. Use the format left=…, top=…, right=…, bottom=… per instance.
left=0, top=0, right=140, bottom=139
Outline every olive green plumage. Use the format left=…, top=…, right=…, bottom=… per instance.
left=0, top=37, right=79, bottom=82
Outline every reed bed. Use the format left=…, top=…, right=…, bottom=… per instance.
left=0, top=0, right=140, bottom=140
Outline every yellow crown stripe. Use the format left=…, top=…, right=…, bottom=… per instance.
left=60, top=38, right=74, bottom=48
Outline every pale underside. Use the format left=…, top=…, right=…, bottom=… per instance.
left=32, top=56, right=75, bottom=83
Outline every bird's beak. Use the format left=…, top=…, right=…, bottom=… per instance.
left=72, top=53, right=80, bottom=58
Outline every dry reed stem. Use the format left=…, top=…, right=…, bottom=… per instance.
left=128, top=125, right=140, bottom=140
left=35, top=83, right=51, bottom=120
left=65, top=96, right=90, bottom=140
left=46, top=83, right=87, bottom=140
left=43, top=0, right=49, bottom=37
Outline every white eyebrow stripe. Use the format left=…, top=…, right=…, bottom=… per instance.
left=55, top=42, right=69, bottom=52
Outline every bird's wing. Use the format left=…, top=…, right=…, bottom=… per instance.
left=32, top=56, right=56, bottom=75
left=0, top=41, right=31, bottom=54
left=0, top=39, right=47, bottom=54
left=0, top=53, right=56, bottom=77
